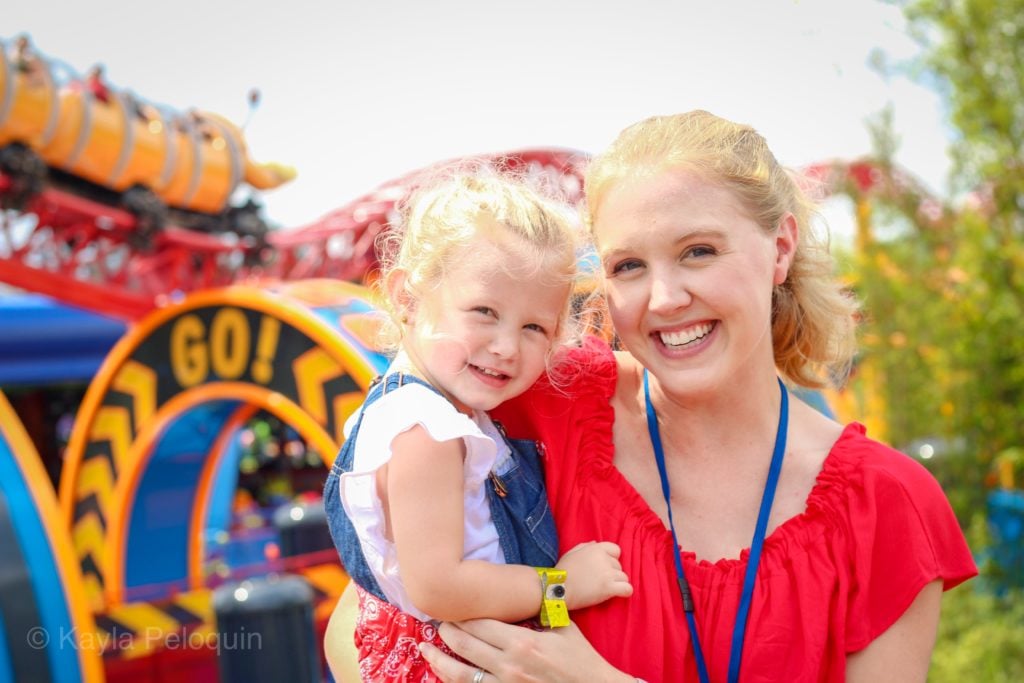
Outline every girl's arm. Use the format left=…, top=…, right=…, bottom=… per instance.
left=845, top=580, right=943, bottom=682
left=388, top=426, right=629, bottom=623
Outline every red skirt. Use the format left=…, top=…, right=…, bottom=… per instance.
left=354, top=586, right=461, bottom=682
left=354, top=587, right=543, bottom=681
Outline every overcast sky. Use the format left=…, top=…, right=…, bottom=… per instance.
left=7, top=0, right=953, bottom=237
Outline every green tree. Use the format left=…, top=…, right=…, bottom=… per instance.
left=837, top=2, right=1024, bottom=679
left=844, top=0, right=1024, bottom=507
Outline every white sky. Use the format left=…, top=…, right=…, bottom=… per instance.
left=7, top=0, right=954, bottom=237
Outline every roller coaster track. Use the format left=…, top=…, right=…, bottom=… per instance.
left=0, top=149, right=943, bottom=321
left=0, top=148, right=588, bottom=320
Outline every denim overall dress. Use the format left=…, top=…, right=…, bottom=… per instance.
left=323, top=372, right=559, bottom=607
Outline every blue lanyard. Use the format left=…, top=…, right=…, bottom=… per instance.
left=643, top=372, right=788, bottom=683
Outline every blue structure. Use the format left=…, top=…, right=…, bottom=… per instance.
left=987, top=488, right=1024, bottom=592
left=0, top=294, right=125, bottom=386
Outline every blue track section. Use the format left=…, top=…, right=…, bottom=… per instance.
left=0, top=423, right=81, bottom=682
left=123, top=400, right=240, bottom=600
left=0, top=610, right=15, bottom=683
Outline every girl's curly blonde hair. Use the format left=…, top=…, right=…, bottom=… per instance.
left=373, top=171, right=581, bottom=365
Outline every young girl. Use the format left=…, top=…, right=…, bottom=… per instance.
left=323, top=174, right=632, bottom=681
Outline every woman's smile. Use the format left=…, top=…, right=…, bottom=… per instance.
left=656, top=321, right=716, bottom=348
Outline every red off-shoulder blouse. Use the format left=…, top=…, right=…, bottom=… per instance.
left=493, top=338, right=977, bottom=682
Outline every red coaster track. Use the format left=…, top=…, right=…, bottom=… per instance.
left=0, top=148, right=588, bottom=320
left=2, top=148, right=948, bottom=322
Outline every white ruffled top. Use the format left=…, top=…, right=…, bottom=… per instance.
left=337, top=380, right=510, bottom=622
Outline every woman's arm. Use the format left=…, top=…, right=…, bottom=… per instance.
left=845, top=579, right=943, bottom=682
left=421, top=620, right=635, bottom=683
left=388, top=427, right=629, bottom=622
left=422, top=581, right=945, bottom=682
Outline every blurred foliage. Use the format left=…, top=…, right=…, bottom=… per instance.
left=843, top=0, right=1024, bottom=507
left=931, top=585, right=1024, bottom=682
left=903, top=0, right=1024, bottom=198
left=839, top=0, right=1024, bottom=679
left=930, top=516, right=1024, bottom=682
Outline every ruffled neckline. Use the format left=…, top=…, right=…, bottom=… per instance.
left=610, top=420, right=867, bottom=579
left=563, top=339, right=868, bottom=580
left=680, top=423, right=865, bottom=574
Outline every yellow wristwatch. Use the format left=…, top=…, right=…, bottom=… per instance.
left=534, top=567, right=569, bottom=628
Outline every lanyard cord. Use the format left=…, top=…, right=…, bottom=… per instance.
left=643, top=372, right=789, bottom=683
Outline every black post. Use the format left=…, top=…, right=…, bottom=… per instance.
left=213, top=574, right=319, bottom=683
left=272, top=500, right=334, bottom=558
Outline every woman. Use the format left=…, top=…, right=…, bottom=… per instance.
left=333, top=110, right=977, bottom=682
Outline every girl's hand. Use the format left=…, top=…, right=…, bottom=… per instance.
left=555, top=541, right=633, bottom=610
left=420, top=619, right=634, bottom=683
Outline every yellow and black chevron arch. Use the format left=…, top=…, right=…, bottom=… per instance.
left=59, top=280, right=388, bottom=610
left=91, top=560, right=347, bottom=662
left=94, top=587, right=215, bottom=661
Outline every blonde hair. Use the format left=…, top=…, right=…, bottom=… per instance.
left=375, top=172, right=580, bottom=359
left=584, top=110, right=858, bottom=388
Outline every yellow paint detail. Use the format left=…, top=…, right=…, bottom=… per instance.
left=332, top=391, right=365, bottom=446
left=173, top=588, right=214, bottom=618
left=90, top=406, right=133, bottom=473
left=113, top=360, right=157, bottom=431
left=171, top=308, right=285, bottom=386
left=294, top=347, right=344, bottom=425
left=72, top=515, right=106, bottom=560
left=80, top=574, right=107, bottom=613
left=96, top=588, right=218, bottom=659
left=209, top=308, right=250, bottom=380
left=106, top=602, right=180, bottom=633
left=72, top=513, right=108, bottom=608
left=118, top=644, right=158, bottom=661
left=300, top=563, right=349, bottom=596
left=252, top=314, right=281, bottom=384
left=170, top=314, right=208, bottom=387
left=77, top=457, right=116, bottom=513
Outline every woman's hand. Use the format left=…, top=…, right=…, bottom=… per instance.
left=419, top=619, right=634, bottom=683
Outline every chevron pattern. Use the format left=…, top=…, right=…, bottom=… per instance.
left=95, top=588, right=213, bottom=660
left=72, top=360, right=157, bottom=605
left=63, top=299, right=372, bottom=625
left=112, top=361, right=157, bottom=430
left=332, top=391, right=364, bottom=446
left=293, top=347, right=345, bottom=426
left=94, top=565, right=346, bottom=660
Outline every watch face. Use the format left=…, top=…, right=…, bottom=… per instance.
left=539, top=569, right=569, bottom=628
